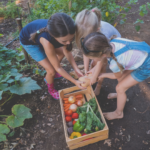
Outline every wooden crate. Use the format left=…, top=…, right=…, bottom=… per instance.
left=59, top=86, right=109, bottom=150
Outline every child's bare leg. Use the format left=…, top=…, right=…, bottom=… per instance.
left=103, top=74, right=138, bottom=120
left=107, top=70, right=133, bottom=99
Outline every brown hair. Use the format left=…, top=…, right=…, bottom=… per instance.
left=29, top=13, right=76, bottom=51
left=81, top=32, right=124, bottom=73
left=75, top=8, right=101, bottom=49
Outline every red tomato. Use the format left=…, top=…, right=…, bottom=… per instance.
left=73, top=120, right=76, bottom=125
left=72, top=113, right=79, bottom=119
left=65, top=116, right=72, bottom=122
left=65, top=110, right=73, bottom=116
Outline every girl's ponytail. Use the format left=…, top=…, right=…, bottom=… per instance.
left=29, top=27, right=47, bottom=43
left=110, top=52, right=124, bottom=73
left=91, top=7, right=102, bottom=23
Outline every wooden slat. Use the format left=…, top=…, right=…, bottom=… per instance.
left=69, top=134, right=108, bottom=150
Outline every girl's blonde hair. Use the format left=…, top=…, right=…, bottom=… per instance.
left=81, top=32, right=124, bottom=73
left=75, top=8, right=101, bottom=49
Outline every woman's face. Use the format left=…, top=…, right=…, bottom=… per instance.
left=55, top=34, right=75, bottom=45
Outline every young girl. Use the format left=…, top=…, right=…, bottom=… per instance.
left=20, top=13, right=84, bottom=100
left=81, top=32, right=150, bottom=120
left=75, top=8, right=121, bottom=95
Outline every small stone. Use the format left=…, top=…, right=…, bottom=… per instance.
left=146, top=130, right=150, bottom=134
left=47, top=123, right=51, bottom=126
left=111, top=122, right=113, bottom=125
left=39, top=141, right=44, bottom=144
left=36, top=124, right=39, bottom=128
left=16, top=138, right=20, bottom=140
left=48, top=105, right=50, bottom=109
left=49, top=118, right=53, bottom=122
left=40, top=130, right=45, bottom=134
left=43, top=124, right=45, bottom=127
left=119, top=147, right=122, bottom=150
left=26, top=133, right=30, bottom=138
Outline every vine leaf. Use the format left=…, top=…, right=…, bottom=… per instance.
left=0, top=124, right=10, bottom=142
left=135, top=25, right=140, bottom=31
left=12, top=104, right=32, bottom=119
left=9, top=77, right=41, bottom=95
left=6, top=115, right=24, bottom=128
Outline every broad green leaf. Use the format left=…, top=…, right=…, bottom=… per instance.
left=0, top=84, right=8, bottom=91
left=15, top=74, right=22, bottom=80
left=9, top=77, right=41, bottom=95
left=0, top=133, right=7, bottom=142
left=0, top=124, right=10, bottom=134
left=7, top=79, right=15, bottom=83
left=10, top=68, right=18, bottom=76
left=0, top=91, right=3, bottom=100
left=147, top=2, right=150, bottom=9
left=139, top=11, right=144, bottom=16
left=8, top=130, right=15, bottom=137
left=12, top=104, right=32, bottom=120
left=135, top=25, right=140, bottom=31
left=6, top=115, right=24, bottom=128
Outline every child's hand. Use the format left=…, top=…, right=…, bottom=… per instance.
left=75, top=80, right=86, bottom=89
left=75, top=68, right=84, bottom=77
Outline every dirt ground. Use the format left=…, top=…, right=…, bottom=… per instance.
left=0, top=0, right=150, bottom=150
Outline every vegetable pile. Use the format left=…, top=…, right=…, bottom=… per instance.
left=63, top=94, right=105, bottom=140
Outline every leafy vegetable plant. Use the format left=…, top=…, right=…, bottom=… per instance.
left=77, top=98, right=105, bottom=134
left=0, top=45, right=41, bottom=104
left=0, top=104, right=32, bottom=142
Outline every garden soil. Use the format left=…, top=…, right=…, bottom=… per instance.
left=0, top=0, right=150, bottom=150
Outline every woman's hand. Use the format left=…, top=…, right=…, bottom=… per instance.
left=75, top=80, right=86, bottom=89
left=75, top=68, right=84, bottom=77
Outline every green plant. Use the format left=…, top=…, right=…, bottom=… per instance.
left=0, top=45, right=41, bottom=105
left=33, top=68, right=46, bottom=76
left=31, top=0, right=150, bottom=31
left=0, top=104, right=32, bottom=142
left=0, top=34, right=3, bottom=37
left=0, top=0, right=21, bottom=19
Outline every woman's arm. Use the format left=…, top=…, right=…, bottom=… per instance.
left=63, top=46, right=83, bottom=77
left=40, top=38, right=84, bottom=89
left=83, top=55, right=90, bottom=74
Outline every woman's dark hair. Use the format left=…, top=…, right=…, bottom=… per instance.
left=81, top=32, right=124, bottom=73
left=30, top=13, right=75, bottom=51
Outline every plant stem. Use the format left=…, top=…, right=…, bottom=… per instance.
left=0, top=94, right=14, bottom=107
left=0, top=115, right=9, bottom=117
left=0, top=121, right=6, bottom=124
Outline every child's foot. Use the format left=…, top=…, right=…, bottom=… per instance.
left=94, top=85, right=101, bottom=96
left=44, top=78, right=59, bottom=100
left=54, top=73, right=63, bottom=80
left=103, top=111, right=123, bottom=120
left=107, top=93, right=117, bottom=99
